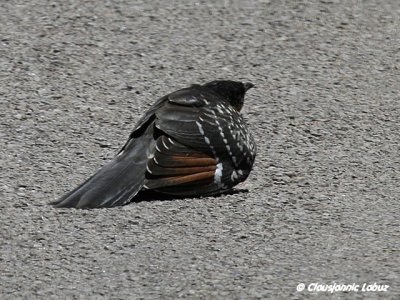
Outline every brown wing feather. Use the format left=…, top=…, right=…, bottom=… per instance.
left=147, top=159, right=216, bottom=176
left=145, top=171, right=215, bottom=189
left=144, top=136, right=219, bottom=193
left=153, top=151, right=216, bottom=168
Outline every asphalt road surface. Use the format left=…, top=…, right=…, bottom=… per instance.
left=1, top=1, right=399, bottom=299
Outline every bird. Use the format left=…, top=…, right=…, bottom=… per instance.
left=52, top=80, right=257, bottom=208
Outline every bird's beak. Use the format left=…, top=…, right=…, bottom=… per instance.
left=244, top=82, right=254, bottom=91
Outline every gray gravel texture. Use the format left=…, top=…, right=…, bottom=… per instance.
left=1, top=0, right=399, bottom=299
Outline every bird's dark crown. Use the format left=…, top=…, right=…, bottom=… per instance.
left=203, top=80, right=254, bottom=111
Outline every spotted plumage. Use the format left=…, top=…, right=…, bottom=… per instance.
left=52, top=80, right=256, bottom=208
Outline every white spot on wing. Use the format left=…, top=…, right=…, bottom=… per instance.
left=196, top=121, right=205, bottom=135
left=146, top=164, right=153, bottom=174
left=162, top=138, right=170, bottom=150
left=231, top=170, right=238, bottom=181
left=203, top=112, right=214, bottom=119
left=167, top=137, right=175, bottom=145
left=214, top=163, right=223, bottom=188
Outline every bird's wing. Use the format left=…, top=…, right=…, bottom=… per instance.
left=118, top=85, right=209, bottom=152
left=144, top=135, right=223, bottom=196
left=155, top=95, right=256, bottom=173
left=153, top=90, right=256, bottom=189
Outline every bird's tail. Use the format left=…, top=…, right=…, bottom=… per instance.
left=51, top=127, right=155, bottom=209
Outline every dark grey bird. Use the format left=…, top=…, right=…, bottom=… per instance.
left=52, top=80, right=256, bottom=208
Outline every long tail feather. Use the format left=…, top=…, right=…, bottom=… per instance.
left=52, top=127, right=155, bottom=208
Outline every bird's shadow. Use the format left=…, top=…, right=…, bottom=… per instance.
left=131, top=188, right=249, bottom=203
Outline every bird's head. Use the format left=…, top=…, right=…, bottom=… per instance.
left=203, top=80, right=254, bottom=111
